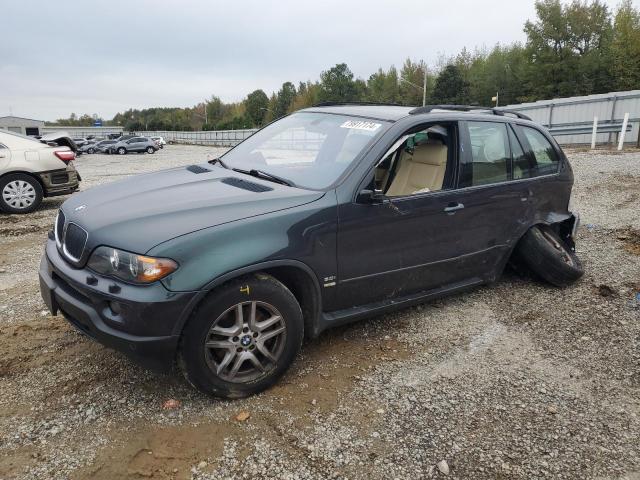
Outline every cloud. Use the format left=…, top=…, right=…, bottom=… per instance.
left=0, top=0, right=631, bottom=121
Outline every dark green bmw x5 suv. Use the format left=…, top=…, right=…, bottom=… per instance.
left=40, top=104, right=582, bottom=398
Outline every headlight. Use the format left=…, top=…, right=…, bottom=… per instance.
left=87, top=246, right=178, bottom=284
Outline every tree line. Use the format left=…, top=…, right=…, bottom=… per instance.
left=48, top=0, right=640, bottom=131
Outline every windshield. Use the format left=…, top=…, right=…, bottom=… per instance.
left=220, top=112, right=388, bottom=189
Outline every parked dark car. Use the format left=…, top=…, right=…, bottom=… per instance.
left=40, top=104, right=582, bottom=399
left=108, top=137, right=158, bottom=155
left=79, top=140, right=116, bottom=154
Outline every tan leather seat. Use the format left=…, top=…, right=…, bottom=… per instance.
left=386, top=142, right=448, bottom=196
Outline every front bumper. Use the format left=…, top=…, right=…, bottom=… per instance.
left=39, top=237, right=196, bottom=371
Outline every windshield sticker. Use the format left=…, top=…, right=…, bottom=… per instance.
left=340, top=120, right=381, bottom=132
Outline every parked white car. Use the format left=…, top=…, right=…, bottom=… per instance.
left=150, top=136, right=166, bottom=148
left=0, top=130, right=80, bottom=214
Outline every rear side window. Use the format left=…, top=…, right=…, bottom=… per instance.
left=461, top=121, right=510, bottom=187
left=520, top=126, right=559, bottom=176
left=509, top=127, right=533, bottom=180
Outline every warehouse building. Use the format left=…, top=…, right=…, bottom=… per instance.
left=0, top=116, right=45, bottom=136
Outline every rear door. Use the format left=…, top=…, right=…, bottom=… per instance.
left=451, top=120, right=533, bottom=278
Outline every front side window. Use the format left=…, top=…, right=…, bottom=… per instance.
left=461, top=121, right=510, bottom=187
left=373, top=124, right=453, bottom=197
left=221, top=112, right=387, bottom=190
left=521, top=126, right=559, bottom=176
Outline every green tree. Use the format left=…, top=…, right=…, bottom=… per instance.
left=273, top=82, right=297, bottom=119
left=244, top=89, right=269, bottom=126
left=430, top=65, right=470, bottom=104
left=611, top=0, right=640, bottom=90
left=290, top=81, right=321, bottom=111
left=318, top=63, right=360, bottom=102
left=523, top=0, right=613, bottom=98
left=366, top=67, right=400, bottom=103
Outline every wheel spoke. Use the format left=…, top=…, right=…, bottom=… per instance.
left=248, top=301, right=258, bottom=330
left=235, top=304, right=244, bottom=327
left=228, top=352, right=247, bottom=379
left=255, top=314, right=281, bottom=332
left=256, top=341, right=277, bottom=363
left=205, top=339, right=235, bottom=350
left=260, top=325, right=285, bottom=342
left=246, top=351, right=265, bottom=372
left=216, top=350, right=236, bottom=375
left=210, top=324, right=241, bottom=337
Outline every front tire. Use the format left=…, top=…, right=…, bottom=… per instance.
left=515, top=224, right=583, bottom=287
left=178, top=274, right=304, bottom=399
left=117, top=147, right=126, bottom=155
left=88, top=148, right=95, bottom=154
left=0, top=173, right=44, bottom=214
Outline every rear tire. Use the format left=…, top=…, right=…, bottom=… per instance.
left=178, top=274, right=304, bottom=399
left=88, top=148, right=95, bottom=154
left=146, top=146, right=155, bottom=154
left=0, top=173, right=44, bottom=214
left=515, top=224, right=583, bottom=287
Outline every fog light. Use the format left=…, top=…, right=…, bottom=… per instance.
left=109, top=301, right=122, bottom=315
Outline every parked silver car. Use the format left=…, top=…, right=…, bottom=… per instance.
left=108, top=137, right=159, bottom=155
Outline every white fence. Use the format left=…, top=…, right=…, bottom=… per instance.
left=136, top=129, right=258, bottom=147
left=41, top=126, right=124, bottom=137
left=504, top=90, right=640, bottom=146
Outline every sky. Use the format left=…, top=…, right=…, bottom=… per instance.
left=1, top=0, right=635, bottom=122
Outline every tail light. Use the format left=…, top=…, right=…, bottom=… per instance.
left=54, top=150, right=76, bottom=164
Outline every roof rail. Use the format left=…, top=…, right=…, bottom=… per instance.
left=312, top=101, right=404, bottom=107
left=492, top=108, right=532, bottom=121
left=409, top=104, right=532, bottom=121
left=409, top=105, right=492, bottom=115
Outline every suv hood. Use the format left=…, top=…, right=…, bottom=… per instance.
left=61, top=164, right=325, bottom=255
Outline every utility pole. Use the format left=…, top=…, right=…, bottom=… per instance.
left=422, top=66, right=427, bottom=107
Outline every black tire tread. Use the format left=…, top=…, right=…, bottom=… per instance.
left=516, top=225, right=583, bottom=287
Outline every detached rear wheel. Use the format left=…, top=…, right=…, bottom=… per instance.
left=515, top=224, right=583, bottom=287
left=0, top=173, right=43, bottom=214
left=179, top=274, right=303, bottom=398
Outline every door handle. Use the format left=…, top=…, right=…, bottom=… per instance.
left=444, top=202, right=464, bottom=214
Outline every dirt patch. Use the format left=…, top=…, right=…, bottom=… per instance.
left=72, top=423, right=232, bottom=480
left=617, top=227, right=640, bottom=255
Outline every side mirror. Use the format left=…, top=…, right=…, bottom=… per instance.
left=357, top=189, right=386, bottom=204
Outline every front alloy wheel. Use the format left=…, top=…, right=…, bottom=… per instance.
left=179, top=274, right=304, bottom=398
left=117, top=147, right=126, bottom=155
left=205, top=301, right=286, bottom=383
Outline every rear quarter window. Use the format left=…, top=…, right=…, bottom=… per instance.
left=520, top=126, right=559, bottom=176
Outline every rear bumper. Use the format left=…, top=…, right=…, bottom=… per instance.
left=39, top=238, right=196, bottom=372
left=39, top=167, right=80, bottom=197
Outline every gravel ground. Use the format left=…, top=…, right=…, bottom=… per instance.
left=0, top=145, right=639, bottom=479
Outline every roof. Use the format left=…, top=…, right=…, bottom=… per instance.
left=302, top=105, right=413, bottom=121
left=300, top=104, right=532, bottom=122
left=0, top=115, right=46, bottom=123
